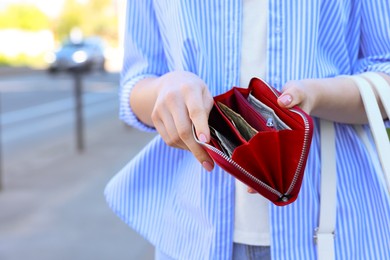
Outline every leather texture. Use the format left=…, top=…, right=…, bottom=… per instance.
left=195, top=78, right=314, bottom=206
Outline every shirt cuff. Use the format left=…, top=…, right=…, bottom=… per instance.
left=354, top=60, right=390, bottom=76
left=119, top=74, right=157, bottom=132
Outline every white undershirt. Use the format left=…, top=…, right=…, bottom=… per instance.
left=233, top=0, right=270, bottom=246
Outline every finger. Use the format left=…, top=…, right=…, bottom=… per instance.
left=202, top=87, right=214, bottom=112
left=277, top=94, right=293, bottom=108
left=170, top=104, right=215, bottom=171
left=152, top=107, right=188, bottom=150
left=176, top=122, right=215, bottom=172
left=185, top=135, right=215, bottom=172
left=247, top=187, right=257, bottom=193
left=154, top=117, right=187, bottom=150
left=277, top=81, right=304, bottom=109
left=185, top=87, right=214, bottom=142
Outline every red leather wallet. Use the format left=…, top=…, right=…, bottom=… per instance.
left=195, top=77, right=314, bottom=206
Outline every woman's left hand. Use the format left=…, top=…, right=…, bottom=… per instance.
left=277, top=79, right=315, bottom=115
left=277, top=73, right=389, bottom=125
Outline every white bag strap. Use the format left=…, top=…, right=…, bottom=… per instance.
left=351, top=75, right=390, bottom=192
left=316, top=73, right=390, bottom=260
left=316, top=119, right=336, bottom=260
left=361, top=72, right=390, bottom=116
left=354, top=126, right=387, bottom=189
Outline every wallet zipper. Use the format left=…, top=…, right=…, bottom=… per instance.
left=192, top=126, right=283, bottom=198
left=265, top=83, right=311, bottom=197
left=266, top=117, right=274, bottom=128
left=203, top=142, right=284, bottom=198
left=194, top=81, right=311, bottom=202
left=285, top=108, right=310, bottom=195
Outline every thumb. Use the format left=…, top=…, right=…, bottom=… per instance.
left=277, top=93, right=293, bottom=108
left=277, top=81, right=304, bottom=109
left=194, top=90, right=214, bottom=143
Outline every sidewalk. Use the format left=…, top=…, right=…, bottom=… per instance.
left=0, top=115, right=156, bottom=260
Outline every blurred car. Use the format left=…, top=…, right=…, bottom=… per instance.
left=45, top=37, right=106, bottom=73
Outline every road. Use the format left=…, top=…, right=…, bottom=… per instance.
left=1, top=71, right=118, bottom=154
left=0, top=70, right=156, bottom=260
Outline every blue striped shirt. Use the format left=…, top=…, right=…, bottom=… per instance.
left=105, top=0, right=390, bottom=259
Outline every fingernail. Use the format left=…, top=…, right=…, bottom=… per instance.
left=202, top=161, right=214, bottom=172
left=279, top=95, right=292, bottom=106
left=247, top=187, right=256, bottom=193
left=199, top=133, right=207, bottom=143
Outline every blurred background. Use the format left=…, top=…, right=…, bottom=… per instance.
left=0, top=0, right=156, bottom=259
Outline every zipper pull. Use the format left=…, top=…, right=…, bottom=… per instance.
left=266, top=117, right=274, bottom=128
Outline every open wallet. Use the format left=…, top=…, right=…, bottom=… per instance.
left=194, top=77, right=314, bottom=206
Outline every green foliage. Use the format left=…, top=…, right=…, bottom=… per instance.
left=0, top=0, right=118, bottom=45
left=0, top=53, right=45, bottom=67
left=0, top=0, right=118, bottom=67
left=387, top=128, right=390, bottom=140
left=0, top=4, right=50, bottom=31
left=54, top=0, right=118, bottom=45
left=55, top=0, right=85, bottom=40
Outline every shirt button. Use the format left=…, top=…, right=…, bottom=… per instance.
left=275, top=26, right=282, bottom=33
left=274, top=77, right=280, bottom=83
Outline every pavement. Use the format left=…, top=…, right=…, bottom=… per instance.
left=0, top=112, right=157, bottom=260
left=0, top=66, right=35, bottom=76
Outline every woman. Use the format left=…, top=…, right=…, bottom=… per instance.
left=105, top=0, right=390, bottom=259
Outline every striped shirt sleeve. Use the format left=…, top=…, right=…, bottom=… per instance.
left=119, top=0, right=168, bottom=131
left=354, top=0, right=390, bottom=75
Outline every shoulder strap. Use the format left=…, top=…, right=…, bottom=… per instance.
left=351, top=75, right=390, bottom=192
left=361, top=72, right=390, bottom=116
left=316, top=119, right=336, bottom=260
left=316, top=73, right=390, bottom=260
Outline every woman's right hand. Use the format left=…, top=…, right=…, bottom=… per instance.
left=132, top=71, right=215, bottom=171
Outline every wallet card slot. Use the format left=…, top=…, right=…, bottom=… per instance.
left=209, top=126, right=236, bottom=157
left=250, top=86, right=302, bottom=129
left=247, top=94, right=291, bottom=131
left=208, top=105, right=246, bottom=156
left=232, top=88, right=274, bottom=132
left=216, top=102, right=258, bottom=141
left=203, top=79, right=313, bottom=206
